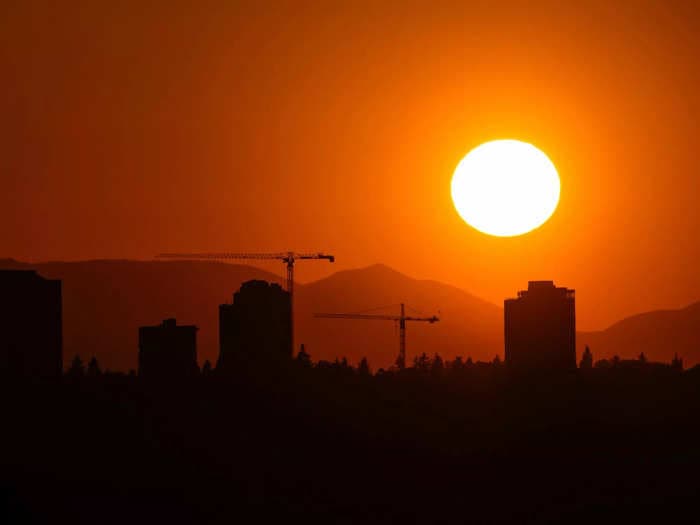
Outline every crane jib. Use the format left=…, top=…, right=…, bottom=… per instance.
left=313, top=304, right=439, bottom=370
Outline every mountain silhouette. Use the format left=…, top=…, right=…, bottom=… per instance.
left=296, top=264, right=503, bottom=367
left=578, top=301, right=700, bottom=366
left=0, top=260, right=503, bottom=370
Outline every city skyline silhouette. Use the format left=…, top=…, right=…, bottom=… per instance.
left=0, top=265, right=688, bottom=377
left=5, top=257, right=700, bottom=371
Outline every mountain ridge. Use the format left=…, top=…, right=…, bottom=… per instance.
left=578, top=300, right=700, bottom=366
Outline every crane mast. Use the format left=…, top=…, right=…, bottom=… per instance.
left=314, top=303, right=439, bottom=370
left=156, top=251, right=335, bottom=354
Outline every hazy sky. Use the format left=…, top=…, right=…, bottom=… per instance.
left=2, top=1, right=700, bottom=330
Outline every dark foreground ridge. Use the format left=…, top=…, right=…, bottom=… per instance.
left=2, top=363, right=700, bottom=524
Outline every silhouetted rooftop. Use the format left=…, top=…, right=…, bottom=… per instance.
left=508, top=280, right=575, bottom=300
left=528, top=280, right=555, bottom=290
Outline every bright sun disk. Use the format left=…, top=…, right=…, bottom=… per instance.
left=451, top=140, right=560, bottom=237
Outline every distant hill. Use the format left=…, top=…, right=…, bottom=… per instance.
left=578, top=302, right=700, bottom=367
left=0, top=260, right=503, bottom=371
left=296, top=264, right=503, bottom=368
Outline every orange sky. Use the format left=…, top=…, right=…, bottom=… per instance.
left=2, top=1, right=700, bottom=331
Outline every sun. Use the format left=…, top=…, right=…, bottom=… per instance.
left=451, top=140, right=560, bottom=237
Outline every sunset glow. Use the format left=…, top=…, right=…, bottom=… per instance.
left=451, top=140, right=560, bottom=237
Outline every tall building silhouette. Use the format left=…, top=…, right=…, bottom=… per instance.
left=138, top=318, right=199, bottom=378
left=504, top=281, right=576, bottom=370
left=218, top=280, right=291, bottom=372
left=0, top=270, right=62, bottom=380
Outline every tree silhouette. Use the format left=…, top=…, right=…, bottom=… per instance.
left=580, top=345, right=593, bottom=369
left=431, top=353, right=445, bottom=376
left=450, top=356, right=465, bottom=373
left=594, top=358, right=611, bottom=369
left=67, top=355, right=84, bottom=378
left=358, top=357, right=371, bottom=376
left=413, top=352, right=431, bottom=373
left=638, top=352, right=647, bottom=364
left=671, top=353, right=683, bottom=371
left=296, top=344, right=312, bottom=368
left=87, top=356, right=102, bottom=377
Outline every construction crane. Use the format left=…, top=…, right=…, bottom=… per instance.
left=155, top=251, right=335, bottom=352
left=314, top=303, right=439, bottom=370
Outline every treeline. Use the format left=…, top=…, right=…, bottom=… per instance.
left=62, top=343, right=689, bottom=380
left=5, top=345, right=700, bottom=524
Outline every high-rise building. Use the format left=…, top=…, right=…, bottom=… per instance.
left=504, top=281, right=576, bottom=370
left=138, top=318, right=199, bottom=378
left=0, top=270, right=62, bottom=379
left=218, top=280, right=291, bottom=372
